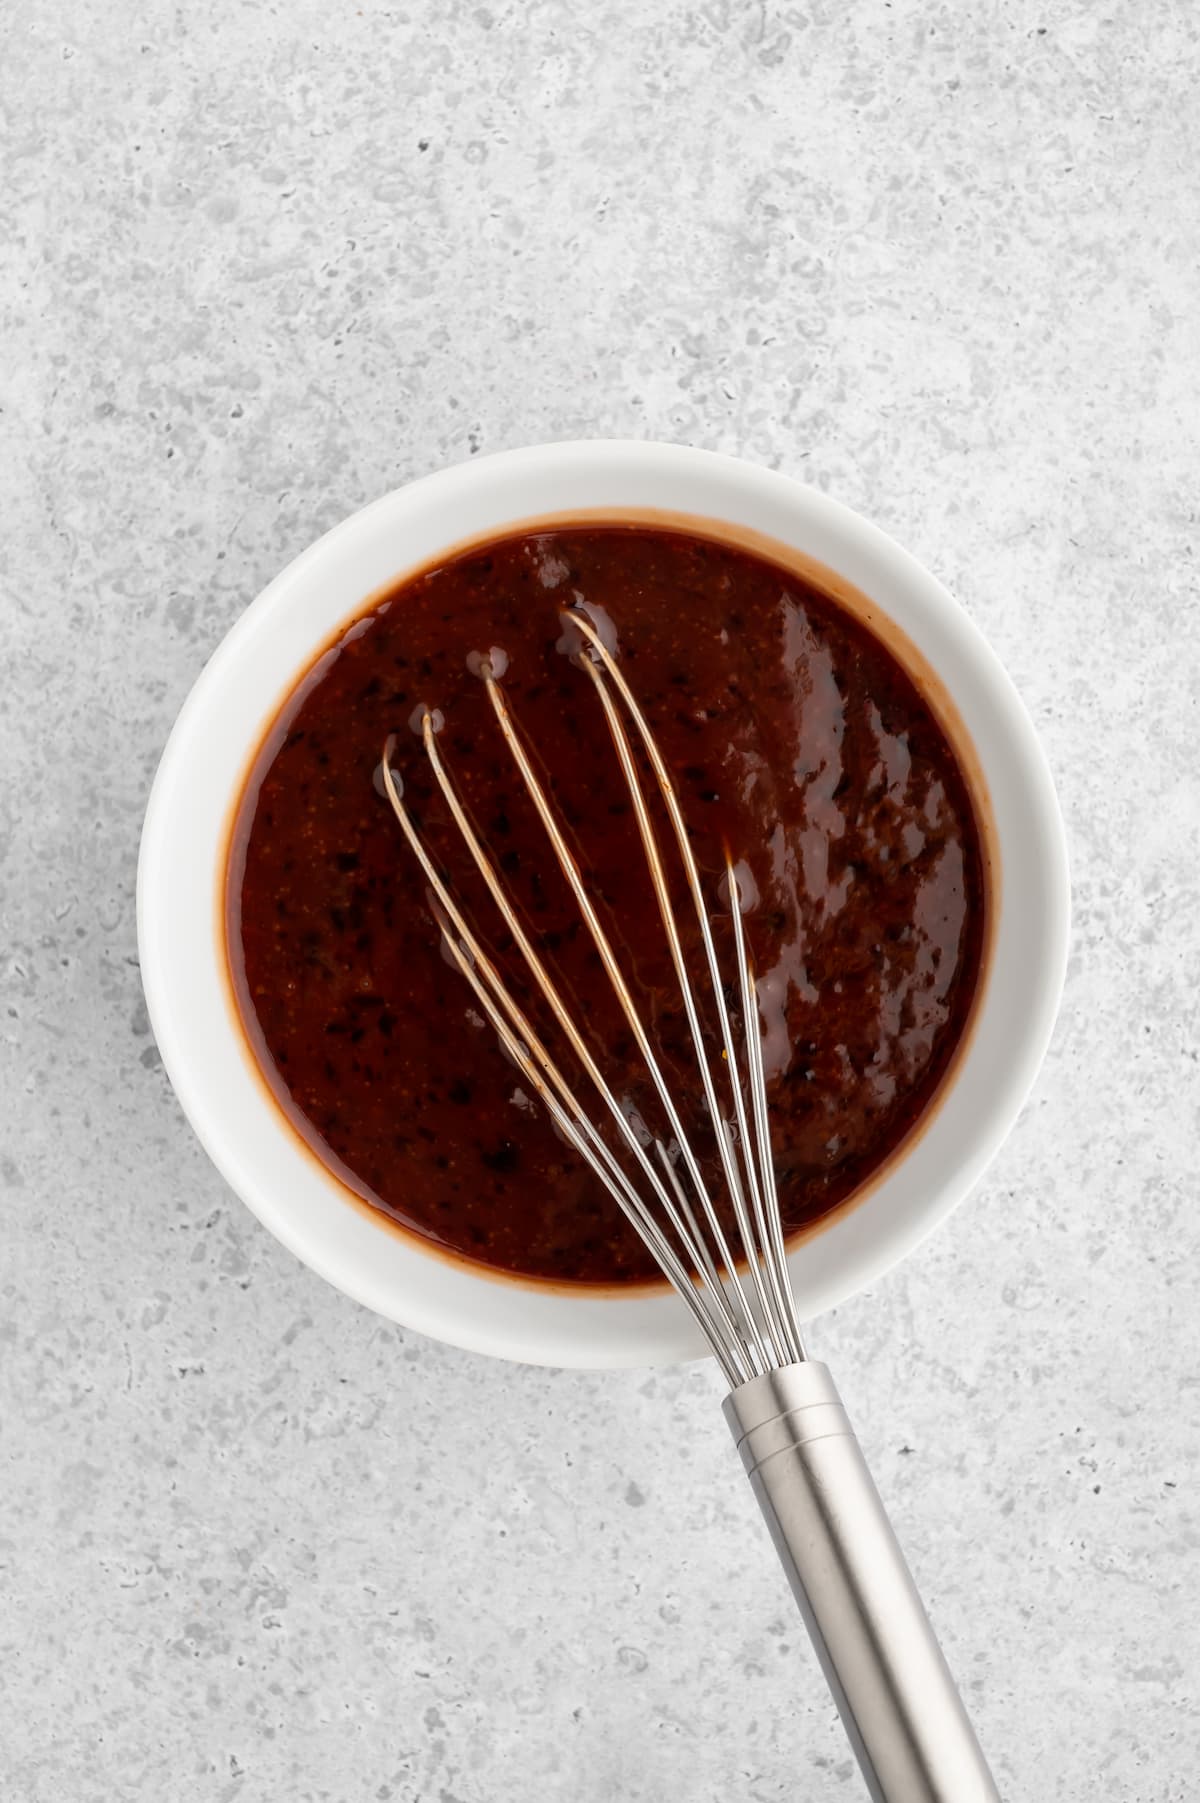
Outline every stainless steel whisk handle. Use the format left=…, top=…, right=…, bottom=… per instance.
left=725, top=1362, right=1001, bottom=1803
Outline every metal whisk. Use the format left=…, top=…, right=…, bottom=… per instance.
left=381, top=609, right=1000, bottom=1803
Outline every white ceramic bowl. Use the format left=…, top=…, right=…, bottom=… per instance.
left=138, top=441, right=1069, bottom=1368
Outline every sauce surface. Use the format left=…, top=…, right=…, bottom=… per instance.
left=228, top=526, right=987, bottom=1285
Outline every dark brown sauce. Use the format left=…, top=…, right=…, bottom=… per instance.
left=227, top=525, right=988, bottom=1285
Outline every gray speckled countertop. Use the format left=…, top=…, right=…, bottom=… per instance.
left=4, top=3, right=1198, bottom=1799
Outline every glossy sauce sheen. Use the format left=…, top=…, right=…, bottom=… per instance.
left=229, top=527, right=987, bottom=1285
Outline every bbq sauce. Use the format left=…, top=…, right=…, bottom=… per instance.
left=228, top=526, right=988, bottom=1285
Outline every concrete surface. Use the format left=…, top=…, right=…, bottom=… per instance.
left=3, top=1, right=1198, bottom=1798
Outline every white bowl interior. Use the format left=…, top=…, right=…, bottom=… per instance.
left=138, top=442, right=1069, bottom=1368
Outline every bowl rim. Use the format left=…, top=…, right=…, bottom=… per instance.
left=137, top=439, right=1070, bottom=1368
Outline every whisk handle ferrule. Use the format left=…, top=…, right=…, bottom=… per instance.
left=725, top=1361, right=1001, bottom=1803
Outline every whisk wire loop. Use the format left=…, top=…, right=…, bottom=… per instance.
left=382, top=729, right=754, bottom=1382
left=482, top=672, right=771, bottom=1374
left=380, top=616, right=807, bottom=1383
left=574, top=648, right=802, bottom=1368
